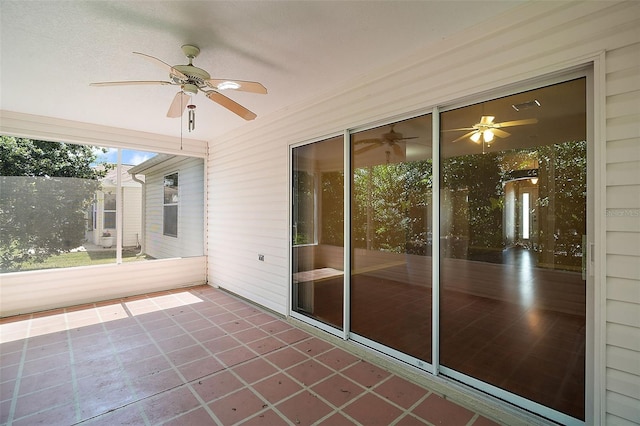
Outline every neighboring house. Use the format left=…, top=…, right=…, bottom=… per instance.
left=86, top=164, right=142, bottom=248
left=128, top=154, right=204, bottom=259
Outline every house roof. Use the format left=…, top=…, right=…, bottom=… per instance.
left=127, top=153, right=175, bottom=175
left=100, top=164, right=142, bottom=187
left=0, top=1, right=525, bottom=142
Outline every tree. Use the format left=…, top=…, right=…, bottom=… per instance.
left=352, top=159, right=432, bottom=254
left=0, top=136, right=110, bottom=271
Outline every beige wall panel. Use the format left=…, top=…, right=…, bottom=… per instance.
left=607, top=138, right=640, bottom=164
left=607, top=345, right=640, bottom=377
left=606, top=390, right=640, bottom=424
left=0, top=257, right=206, bottom=317
left=607, top=300, right=640, bottom=328
left=607, top=368, right=640, bottom=408
left=607, top=231, right=640, bottom=256
left=608, top=277, right=640, bottom=305
left=607, top=214, right=640, bottom=233
left=607, top=186, right=640, bottom=209
left=607, top=322, right=640, bottom=352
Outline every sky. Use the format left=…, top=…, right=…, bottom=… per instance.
left=94, top=147, right=155, bottom=166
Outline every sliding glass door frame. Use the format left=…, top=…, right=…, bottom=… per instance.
left=289, top=132, right=347, bottom=339
left=289, top=66, right=596, bottom=426
left=347, top=110, right=436, bottom=373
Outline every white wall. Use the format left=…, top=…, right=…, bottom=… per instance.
left=207, top=1, right=639, bottom=424
left=604, top=40, right=640, bottom=425
left=0, top=257, right=206, bottom=317
left=122, top=186, right=143, bottom=247
left=143, top=157, right=205, bottom=259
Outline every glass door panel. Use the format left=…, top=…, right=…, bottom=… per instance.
left=351, top=115, right=433, bottom=362
left=292, top=136, right=344, bottom=328
left=439, top=78, right=586, bottom=419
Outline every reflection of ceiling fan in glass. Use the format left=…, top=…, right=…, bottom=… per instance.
left=354, top=125, right=418, bottom=159
left=446, top=116, right=538, bottom=145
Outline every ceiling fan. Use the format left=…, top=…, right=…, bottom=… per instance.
left=355, top=125, right=419, bottom=158
left=446, top=116, right=538, bottom=145
left=90, top=44, right=266, bottom=121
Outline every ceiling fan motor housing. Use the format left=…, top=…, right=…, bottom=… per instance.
left=181, top=83, right=199, bottom=96
left=172, top=65, right=211, bottom=87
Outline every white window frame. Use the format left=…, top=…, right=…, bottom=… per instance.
left=163, top=171, right=179, bottom=238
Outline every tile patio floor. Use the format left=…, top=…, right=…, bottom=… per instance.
left=1, top=285, right=502, bottom=425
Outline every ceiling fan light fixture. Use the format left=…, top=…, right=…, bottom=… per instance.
left=216, top=81, right=241, bottom=91
left=470, top=131, right=482, bottom=143
left=483, top=129, right=494, bottom=143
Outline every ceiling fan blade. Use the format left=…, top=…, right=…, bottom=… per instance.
left=90, top=80, right=173, bottom=86
left=492, top=128, right=511, bottom=138
left=496, top=118, right=538, bottom=127
left=399, top=136, right=419, bottom=140
left=133, top=52, right=188, bottom=81
left=442, top=127, right=475, bottom=132
left=205, top=79, right=267, bottom=94
left=480, top=116, right=495, bottom=125
left=166, top=91, right=191, bottom=118
left=354, top=138, right=383, bottom=145
left=206, top=91, right=257, bottom=120
left=450, top=131, right=477, bottom=143
left=354, top=143, right=380, bottom=155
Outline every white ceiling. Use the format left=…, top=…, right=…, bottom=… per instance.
left=0, top=1, right=525, bottom=141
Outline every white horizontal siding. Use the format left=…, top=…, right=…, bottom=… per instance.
left=607, top=414, right=640, bottom=426
left=143, top=157, right=204, bottom=259
left=607, top=186, right=640, bottom=208
left=0, top=257, right=206, bottom=317
left=607, top=254, right=640, bottom=281
left=608, top=368, right=640, bottom=401
left=208, top=133, right=289, bottom=314
left=607, top=214, right=640, bottom=233
left=607, top=323, right=640, bottom=352
left=607, top=300, right=640, bottom=329
left=608, top=278, right=640, bottom=305
left=607, top=162, right=640, bottom=187
left=607, top=232, right=640, bottom=256
left=607, top=137, right=640, bottom=167
left=607, top=390, right=640, bottom=425
left=606, top=35, right=640, bottom=425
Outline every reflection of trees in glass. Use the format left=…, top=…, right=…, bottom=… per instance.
left=441, top=152, right=504, bottom=257
left=352, top=160, right=432, bottom=254
left=292, top=170, right=314, bottom=245
left=538, top=140, right=586, bottom=269
left=321, top=171, right=343, bottom=246
left=0, top=136, right=110, bottom=271
left=440, top=140, right=586, bottom=268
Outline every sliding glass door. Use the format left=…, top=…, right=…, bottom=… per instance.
left=350, top=115, right=433, bottom=362
left=290, top=75, right=588, bottom=423
left=291, top=136, right=344, bottom=329
left=439, top=78, right=587, bottom=420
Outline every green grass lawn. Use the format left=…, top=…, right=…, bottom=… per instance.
left=12, top=249, right=151, bottom=272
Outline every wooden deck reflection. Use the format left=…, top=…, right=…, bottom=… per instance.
left=305, top=248, right=585, bottom=420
